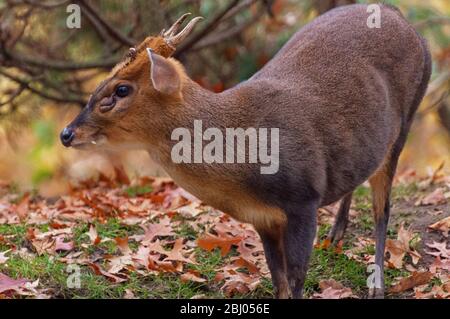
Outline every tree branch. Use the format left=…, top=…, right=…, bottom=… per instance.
left=174, top=0, right=241, bottom=57
left=193, top=9, right=264, bottom=51
left=0, top=68, right=86, bottom=105
left=0, top=85, right=26, bottom=107
left=2, top=49, right=119, bottom=70
left=75, top=0, right=136, bottom=47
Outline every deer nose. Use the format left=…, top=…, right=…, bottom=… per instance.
left=60, top=127, right=75, bottom=147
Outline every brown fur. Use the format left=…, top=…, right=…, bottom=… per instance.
left=62, top=4, right=432, bottom=298
left=369, top=156, right=392, bottom=220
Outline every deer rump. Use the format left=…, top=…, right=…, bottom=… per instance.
left=239, top=4, right=431, bottom=208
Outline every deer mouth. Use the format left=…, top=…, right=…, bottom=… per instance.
left=70, top=130, right=106, bottom=149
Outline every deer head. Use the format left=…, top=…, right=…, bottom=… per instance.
left=60, top=14, right=202, bottom=150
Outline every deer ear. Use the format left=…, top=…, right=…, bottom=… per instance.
left=146, top=48, right=180, bottom=95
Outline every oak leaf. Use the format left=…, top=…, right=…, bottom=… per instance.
left=313, top=279, right=357, bottom=299
left=197, top=233, right=242, bottom=256
left=428, top=216, right=450, bottom=237
left=425, top=241, right=450, bottom=259
left=389, top=271, right=433, bottom=293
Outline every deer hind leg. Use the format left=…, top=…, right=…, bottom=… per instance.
left=258, top=226, right=290, bottom=299
left=327, top=192, right=353, bottom=244
left=368, top=137, right=405, bottom=298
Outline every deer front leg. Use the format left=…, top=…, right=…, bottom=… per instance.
left=283, top=201, right=318, bottom=298
left=258, top=227, right=290, bottom=299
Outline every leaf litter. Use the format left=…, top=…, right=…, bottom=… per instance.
left=0, top=172, right=449, bottom=298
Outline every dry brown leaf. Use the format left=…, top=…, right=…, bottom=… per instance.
left=163, top=238, right=198, bottom=265
left=54, top=236, right=74, bottom=252
left=14, top=193, right=30, bottom=221
left=216, top=268, right=261, bottom=296
left=180, top=272, right=206, bottom=283
left=425, top=241, right=450, bottom=259
left=175, top=202, right=205, bottom=217
left=0, top=250, right=10, bottom=264
left=389, top=271, right=433, bottom=293
left=140, top=216, right=175, bottom=244
left=385, top=223, right=421, bottom=269
left=414, top=281, right=450, bottom=299
left=428, top=216, right=450, bottom=237
left=197, top=233, right=242, bottom=256
left=115, top=237, right=132, bottom=255
left=123, top=289, right=136, bottom=299
left=429, top=256, right=450, bottom=273
left=416, top=188, right=447, bottom=206
left=88, top=263, right=128, bottom=283
left=313, top=279, right=357, bottom=299
left=87, top=224, right=101, bottom=245
left=0, top=273, right=29, bottom=294
left=107, top=255, right=134, bottom=274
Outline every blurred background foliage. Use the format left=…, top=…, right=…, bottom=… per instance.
left=0, top=0, right=449, bottom=196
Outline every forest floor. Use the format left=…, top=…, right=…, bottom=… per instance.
left=0, top=167, right=449, bottom=299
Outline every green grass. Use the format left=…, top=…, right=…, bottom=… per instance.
left=0, top=221, right=412, bottom=299
left=124, top=185, right=153, bottom=197
left=391, top=183, right=418, bottom=200
left=0, top=252, right=219, bottom=299
left=176, top=223, right=198, bottom=241
left=0, top=182, right=427, bottom=299
left=189, top=249, right=223, bottom=282
left=305, top=248, right=367, bottom=296
left=0, top=238, right=408, bottom=299
left=0, top=224, right=27, bottom=249
left=357, top=212, right=374, bottom=232
left=353, top=187, right=372, bottom=212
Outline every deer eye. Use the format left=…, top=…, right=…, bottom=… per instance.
left=115, top=85, right=130, bottom=98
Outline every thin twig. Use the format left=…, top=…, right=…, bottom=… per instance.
left=7, top=0, right=69, bottom=9
left=0, top=85, right=26, bottom=107
left=2, top=49, right=119, bottom=70
left=175, top=0, right=241, bottom=57
left=193, top=10, right=264, bottom=51
left=0, top=68, right=86, bottom=105
left=75, top=0, right=135, bottom=46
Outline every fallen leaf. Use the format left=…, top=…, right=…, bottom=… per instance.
left=429, top=256, right=450, bottom=274
left=416, top=188, right=447, bottom=206
left=414, top=281, right=450, bottom=299
left=88, top=263, right=128, bottom=283
left=313, top=279, right=357, bottom=299
left=216, top=267, right=261, bottom=296
left=428, top=216, right=450, bottom=237
left=14, top=193, right=30, bottom=221
left=140, top=216, right=175, bottom=244
left=107, top=255, right=134, bottom=274
left=54, top=236, right=74, bottom=252
left=0, top=250, right=10, bottom=264
left=197, top=233, right=242, bottom=256
left=385, top=223, right=421, bottom=269
left=425, top=241, right=450, bottom=259
left=389, top=271, right=433, bottom=293
left=180, top=272, right=206, bottom=283
left=175, top=202, right=205, bottom=217
left=115, top=237, right=132, bottom=255
left=0, top=273, right=29, bottom=294
left=163, top=238, right=197, bottom=265
left=123, top=289, right=136, bottom=299
left=87, top=224, right=101, bottom=245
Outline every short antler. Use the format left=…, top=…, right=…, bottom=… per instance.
left=126, top=13, right=203, bottom=60
left=163, top=14, right=203, bottom=48
left=161, top=13, right=191, bottom=38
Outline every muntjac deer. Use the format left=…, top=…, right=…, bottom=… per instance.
left=61, top=4, right=431, bottom=298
